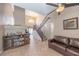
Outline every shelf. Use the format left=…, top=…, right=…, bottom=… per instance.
left=3, top=33, right=30, bottom=51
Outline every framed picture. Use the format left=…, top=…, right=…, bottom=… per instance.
left=63, top=17, right=78, bottom=29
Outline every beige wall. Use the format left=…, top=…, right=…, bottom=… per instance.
left=0, top=3, right=14, bottom=25
left=0, top=3, right=4, bottom=25
left=14, top=6, right=25, bottom=26
left=0, top=3, right=14, bottom=53
left=0, top=3, right=25, bottom=25
left=25, top=10, right=45, bottom=27
left=0, top=3, right=26, bottom=53
left=25, top=15, right=36, bottom=27
left=0, top=25, right=4, bottom=53
left=36, top=15, right=45, bottom=26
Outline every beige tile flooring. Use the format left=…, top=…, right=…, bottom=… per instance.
left=1, top=30, right=62, bottom=56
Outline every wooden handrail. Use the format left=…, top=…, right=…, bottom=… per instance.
left=37, top=9, right=56, bottom=30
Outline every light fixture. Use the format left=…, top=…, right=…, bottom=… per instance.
left=28, top=19, right=34, bottom=24
left=56, top=4, right=65, bottom=12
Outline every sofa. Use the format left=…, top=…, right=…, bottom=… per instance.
left=48, top=36, right=79, bottom=56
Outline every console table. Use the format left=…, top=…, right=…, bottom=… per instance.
left=3, top=33, right=30, bottom=51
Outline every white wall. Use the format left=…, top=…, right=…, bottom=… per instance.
left=41, top=19, right=51, bottom=39
left=41, top=5, right=79, bottom=39
left=51, top=6, right=79, bottom=38
left=41, top=11, right=57, bottom=39
left=50, top=12, right=58, bottom=39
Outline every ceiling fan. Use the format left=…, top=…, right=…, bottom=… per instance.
left=46, top=3, right=79, bottom=15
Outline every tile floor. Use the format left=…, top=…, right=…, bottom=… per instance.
left=1, top=29, right=62, bottom=56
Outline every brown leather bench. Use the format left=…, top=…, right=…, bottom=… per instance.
left=48, top=36, right=79, bottom=56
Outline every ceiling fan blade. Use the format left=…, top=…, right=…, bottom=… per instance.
left=65, top=3, right=79, bottom=8
left=46, top=3, right=58, bottom=7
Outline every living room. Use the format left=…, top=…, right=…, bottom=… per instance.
left=0, top=1, right=79, bottom=57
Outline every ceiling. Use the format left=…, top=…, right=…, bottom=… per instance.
left=13, top=3, right=56, bottom=15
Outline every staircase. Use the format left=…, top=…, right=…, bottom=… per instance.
left=34, top=9, right=56, bottom=41
left=34, top=25, right=47, bottom=41
left=36, top=29, right=47, bottom=41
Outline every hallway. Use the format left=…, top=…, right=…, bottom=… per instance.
left=1, top=29, right=62, bottom=56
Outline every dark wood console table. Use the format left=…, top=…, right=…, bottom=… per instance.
left=3, top=33, right=30, bottom=51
